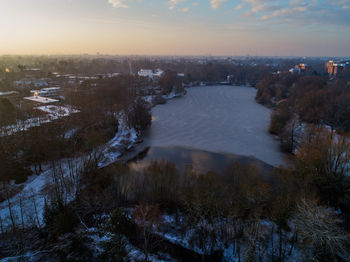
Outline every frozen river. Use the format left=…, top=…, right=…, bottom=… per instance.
left=144, top=85, right=285, bottom=167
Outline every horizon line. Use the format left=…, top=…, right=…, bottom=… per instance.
left=0, top=53, right=348, bottom=59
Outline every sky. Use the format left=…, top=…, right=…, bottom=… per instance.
left=0, top=0, right=349, bottom=56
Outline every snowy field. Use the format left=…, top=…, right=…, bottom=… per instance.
left=1, top=105, right=79, bottom=136
left=146, top=85, right=285, bottom=167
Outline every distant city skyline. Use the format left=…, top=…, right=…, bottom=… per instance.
left=0, top=0, right=349, bottom=56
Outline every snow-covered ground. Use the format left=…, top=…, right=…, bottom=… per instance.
left=0, top=118, right=137, bottom=230
left=146, top=85, right=286, bottom=167
left=0, top=251, right=49, bottom=262
left=0, top=159, right=83, bottom=230
left=35, top=105, right=79, bottom=116
left=98, top=117, right=138, bottom=168
left=0, top=105, right=79, bottom=136
left=84, top=226, right=174, bottom=262
left=124, top=210, right=304, bottom=262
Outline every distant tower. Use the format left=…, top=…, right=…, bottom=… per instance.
left=128, top=60, right=133, bottom=75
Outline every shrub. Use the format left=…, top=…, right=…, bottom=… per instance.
left=99, top=236, right=129, bottom=262
left=44, top=200, right=79, bottom=239
left=109, top=208, right=136, bottom=237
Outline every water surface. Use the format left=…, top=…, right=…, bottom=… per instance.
left=143, top=85, right=285, bottom=167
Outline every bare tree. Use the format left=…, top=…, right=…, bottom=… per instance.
left=293, top=199, right=350, bottom=261
left=132, top=203, right=163, bottom=261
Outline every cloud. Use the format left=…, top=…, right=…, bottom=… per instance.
left=239, top=0, right=310, bottom=21
left=168, top=0, right=192, bottom=12
left=234, top=4, right=245, bottom=10
left=169, top=0, right=186, bottom=4
left=210, top=0, right=227, bottom=9
left=242, top=0, right=280, bottom=13
left=235, top=0, right=350, bottom=27
left=104, top=0, right=350, bottom=28
left=108, top=0, right=129, bottom=8
left=260, top=6, right=307, bottom=21
left=168, top=0, right=188, bottom=10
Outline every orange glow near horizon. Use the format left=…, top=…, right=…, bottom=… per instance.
left=0, top=0, right=349, bottom=57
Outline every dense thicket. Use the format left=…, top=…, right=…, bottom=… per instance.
left=256, top=74, right=350, bottom=152
left=159, top=69, right=184, bottom=94
left=0, top=98, right=21, bottom=126
left=257, top=74, right=350, bottom=129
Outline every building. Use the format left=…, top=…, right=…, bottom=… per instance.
left=326, top=60, right=350, bottom=77
left=138, top=69, right=153, bottom=78
left=138, top=69, right=164, bottom=81
left=14, top=78, right=49, bottom=89
left=30, top=87, right=62, bottom=98
left=289, top=64, right=311, bottom=74
left=24, top=91, right=59, bottom=105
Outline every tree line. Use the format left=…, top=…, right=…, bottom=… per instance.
left=256, top=73, right=350, bottom=153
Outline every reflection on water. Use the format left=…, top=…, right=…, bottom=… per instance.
left=128, top=146, right=273, bottom=175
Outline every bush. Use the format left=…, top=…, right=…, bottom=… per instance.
left=153, top=95, right=166, bottom=105
left=269, top=100, right=292, bottom=135
left=44, top=200, right=79, bottom=239
left=99, top=236, right=129, bottom=262
left=53, top=234, right=93, bottom=262
left=143, top=161, right=181, bottom=211
left=293, top=199, right=350, bottom=261
left=99, top=208, right=134, bottom=261
left=109, top=208, right=136, bottom=237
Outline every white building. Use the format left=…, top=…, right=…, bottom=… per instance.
left=138, top=69, right=164, bottom=80
left=30, top=87, right=61, bottom=97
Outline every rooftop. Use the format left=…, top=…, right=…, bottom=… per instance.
left=24, top=96, right=59, bottom=104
